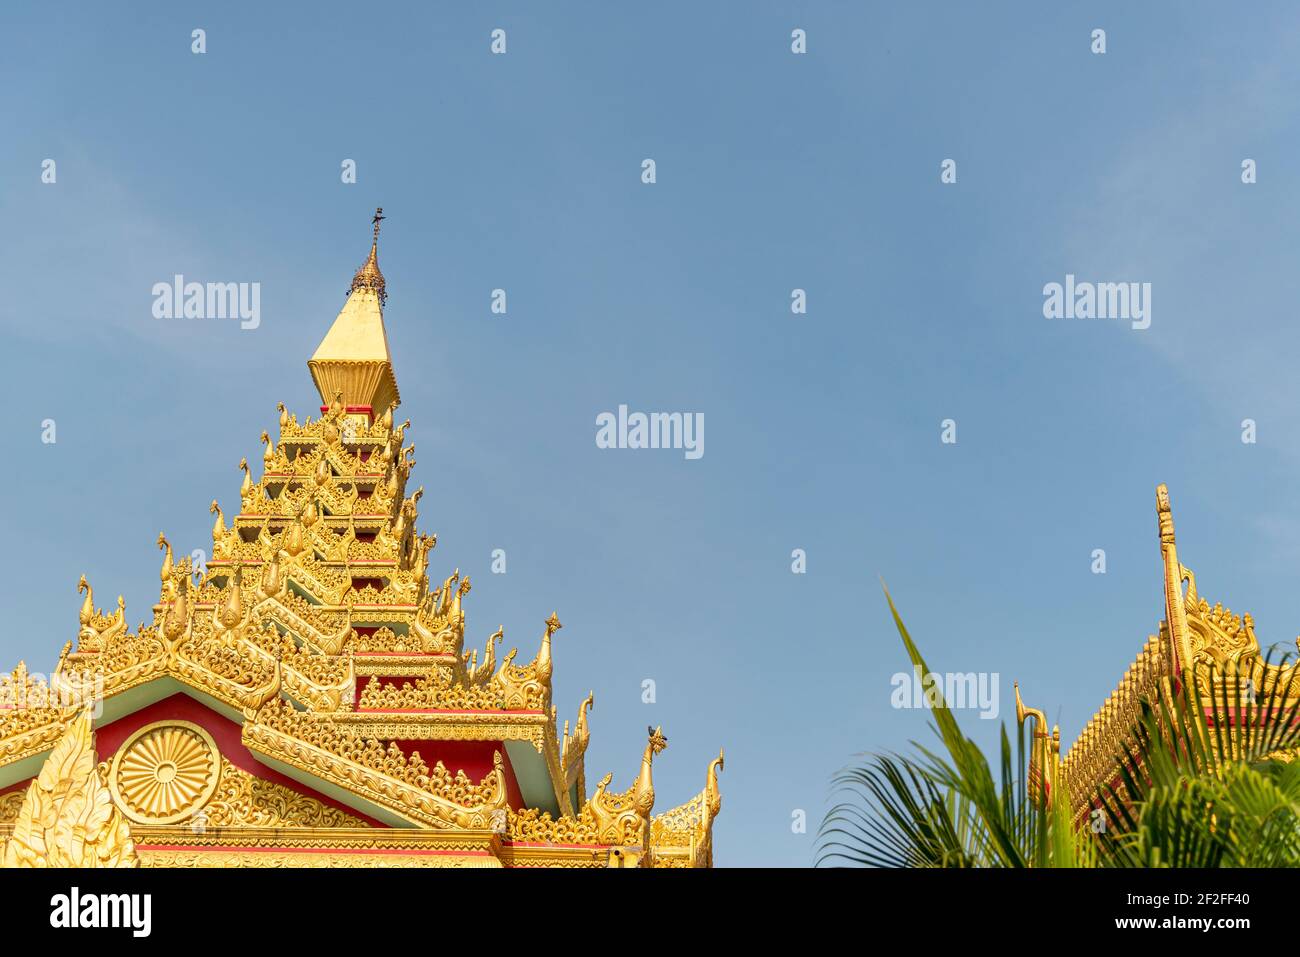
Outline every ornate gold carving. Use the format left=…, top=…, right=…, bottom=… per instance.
left=202, top=760, right=367, bottom=829
left=359, top=614, right=559, bottom=713
left=244, top=701, right=509, bottom=828
left=359, top=671, right=521, bottom=712
left=77, top=575, right=127, bottom=653
left=0, top=215, right=725, bottom=866
left=507, top=805, right=606, bottom=845
left=649, top=749, right=723, bottom=867
left=464, top=625, right=502, bottom=684
left=2, top=709, right=137, bottom=868
left=0, top=662, right=71, bottom=771
left=127, top=823, right=505, bottom=867
left=0, top=789, right=26, bottom=825
left=139, top=849, right=496, bottom=868
left=494, top=614, right=559, bottom=710
left=589, top=726, right=665, bottom=848
left=329, top=713, right=546, bottom=747
left=506, top=726, right=672, bottom=854
left=108, top=721, right=221, bottom=825
left=406, top=568, right=468, bottom=654
left=561, top=691, right=593, bottom=793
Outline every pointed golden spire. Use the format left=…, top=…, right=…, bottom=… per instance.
left=1157, top=484, right=1195, bottom=679
left=350, top=208, right=387, bottom=304
left=308, top=208, right=400, bottom=416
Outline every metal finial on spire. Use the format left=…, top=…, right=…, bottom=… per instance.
left=350, top=208, right=387, bottom=304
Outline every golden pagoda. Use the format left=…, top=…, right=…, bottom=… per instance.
left=0, top=211, right=723, bottom=868
left=1016, top=483, right=1300, bottom=825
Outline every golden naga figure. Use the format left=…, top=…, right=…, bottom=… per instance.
left=1014, top=682, right=1059, bottom=810
left=588, top=725, right=669, bottom=852
left=76, top=575, right=127, bottom=653
left=0, top=211, right=723, bottom=868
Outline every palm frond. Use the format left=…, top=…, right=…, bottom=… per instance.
left=822, top=588, right=1300, bottom=868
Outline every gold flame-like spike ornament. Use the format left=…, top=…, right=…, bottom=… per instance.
left=2, top=709, right=137, bottom=868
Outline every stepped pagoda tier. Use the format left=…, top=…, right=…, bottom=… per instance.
left=1015, top=484, right=1300, bottom=827
left=0, top=211, right=723, bottom=868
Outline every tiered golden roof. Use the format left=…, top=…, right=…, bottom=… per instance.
left=1017, top=483, right=1300, bottom=826
left=0, top=211, right=723, bottom=868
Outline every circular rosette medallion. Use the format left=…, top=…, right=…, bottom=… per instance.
left=109, top=721, right=221, bottom=825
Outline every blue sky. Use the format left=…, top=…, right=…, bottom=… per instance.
left=4, top=2, right=1300, bottom=866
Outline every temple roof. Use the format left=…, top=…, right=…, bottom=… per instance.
left=308, top=208, right=400, bottom=414
left=1024, top=483, right=1300, bottom=825
left=0, top=210, right=724, bottom=867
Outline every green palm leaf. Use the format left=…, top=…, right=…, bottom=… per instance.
left=820, top=586, right=1300, bottom=868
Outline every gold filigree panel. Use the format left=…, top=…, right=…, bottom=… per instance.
left=203, top=762, right=367, bottom=829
